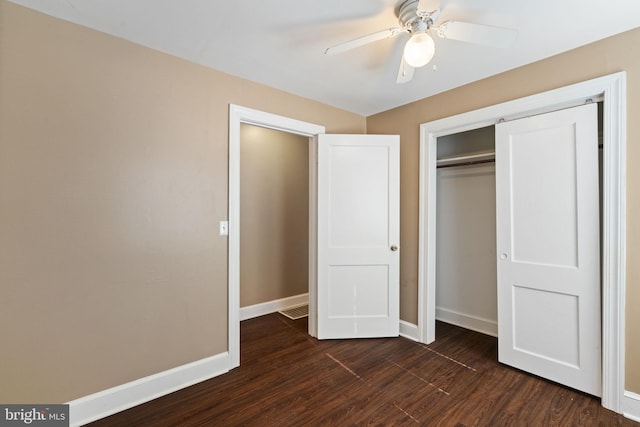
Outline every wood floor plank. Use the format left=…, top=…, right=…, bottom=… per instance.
left=89, top=315, right=638, bottom=426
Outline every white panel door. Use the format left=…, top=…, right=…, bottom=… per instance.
left=496, top=103, right=601, bottom=396
left=317, top=134, right=400, bottom=339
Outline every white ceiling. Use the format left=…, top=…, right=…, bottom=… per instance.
left=9, top=0, right=640, bottom=116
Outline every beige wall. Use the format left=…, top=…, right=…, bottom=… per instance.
left=240, top=124, right=309, bottom=307
left=0, top=1, right=365, bottom=403
left=367, top=28, right=640, bottom=392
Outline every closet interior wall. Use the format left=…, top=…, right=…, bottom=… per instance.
left=436, top=125, right=498, bottom=337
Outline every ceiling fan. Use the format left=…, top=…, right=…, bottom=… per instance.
left=324, top=0, right=518, bottom=84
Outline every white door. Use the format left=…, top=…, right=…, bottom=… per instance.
left=495, top=103, right=601, bottom=396
left=317, top=134, right=400, bottom=339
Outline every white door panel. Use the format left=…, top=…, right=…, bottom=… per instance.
left=496, top=103, right=600, bottom=396
left=508, top=125, right=579, bottom=267
left=317, top=134, right=400, bottom=339
left=512, top=286, right=580, bottom=367
left=328, top=145, right=390, bottom=248
left=328, top=265, right=390, bottom=317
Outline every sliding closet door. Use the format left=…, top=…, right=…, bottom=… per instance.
left=495, top=103, right=600, bottom=396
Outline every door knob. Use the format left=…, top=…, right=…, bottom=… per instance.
left=390, top=245, right=398, bottom=251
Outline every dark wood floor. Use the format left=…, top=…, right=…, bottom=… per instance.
left=91, top=314, right=637, bottom=426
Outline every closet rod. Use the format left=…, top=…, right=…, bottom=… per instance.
left=437, top=143, right=601, bottom=170
left=437, top=158, right=495, bottom=169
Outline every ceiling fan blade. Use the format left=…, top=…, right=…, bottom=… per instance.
left=417, top=0, right=442, bottom=15
left=436, top=20, right=517, bottom=48
left=325, top=27, right=404, bottom=56
left=396, top=56, right=415, bottom=84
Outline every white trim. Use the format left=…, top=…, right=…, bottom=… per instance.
left=240, top=293, right=309, bottom=321
left=418, top=128, right=437, bottom=344
left=399, top=320, right=420, bottom=342
left=308, top=136, right=319, bottom=338
left=418, top=72, right=626, bottom=413
left=623, top=391, right=640, bottom=422
left=68, top=352, right=229, bottom=426
left=436, top=307, right=498, bottom=337
left=228, top=105, right=325, bottom=368
left=600, top=73, right=627, bottom=411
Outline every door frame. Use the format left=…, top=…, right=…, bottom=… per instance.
left=417, top=72, right=626, bottom=411
left=228, top=104, right=325, bottom=368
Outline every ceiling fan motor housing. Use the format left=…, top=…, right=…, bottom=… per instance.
left=398, top=0, right=440, bottom=33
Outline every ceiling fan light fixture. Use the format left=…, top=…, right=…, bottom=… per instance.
left=403, top=32, right=435, bottom=68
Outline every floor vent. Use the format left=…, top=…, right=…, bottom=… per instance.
left=278, top=304, right=309, bottom=320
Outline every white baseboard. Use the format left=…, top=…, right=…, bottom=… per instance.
left=436, top=307, right=498, bottom=337
left=399, top=320, right=420, bottom=342
left=68, top=352, right=230, bottom=426
left=240, top=293, right=309, bottom=321
left=623, top=390, right=640, bottom=422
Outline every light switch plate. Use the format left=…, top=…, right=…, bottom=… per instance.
left=219, top=220, right=228, bottom=236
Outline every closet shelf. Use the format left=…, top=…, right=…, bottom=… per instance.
left=436, top=150, right=495, bottom=169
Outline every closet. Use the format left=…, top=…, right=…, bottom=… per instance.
left=432, top=103, right=604, bottom=397
left=435, top=125, right=497, bottom=337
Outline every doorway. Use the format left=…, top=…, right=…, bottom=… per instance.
left=417, top=72, right=626, bottom=411
left=228, top=105, right=325, bottom=369
left=239, top=124, right=310, bottom=320
left=435, top=125, right=498, bottom=337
